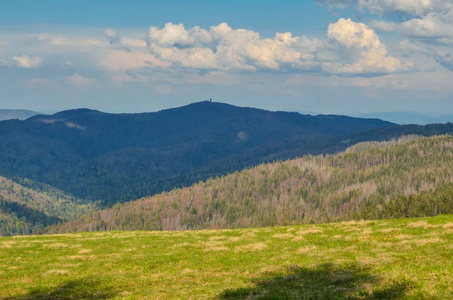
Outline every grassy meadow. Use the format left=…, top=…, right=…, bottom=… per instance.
left=1, top=215, right=453, bottom=299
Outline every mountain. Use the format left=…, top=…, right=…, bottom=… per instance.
left=0, top=101, right=396, bottom=205
left=359, top=111, right=453, bottom=125
left=0, top=109, right=41, bottom=121
left=48, top=135, right=453, bottom=233
left=0, top=176, right=97, bottom=236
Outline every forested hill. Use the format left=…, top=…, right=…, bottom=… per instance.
left=48, top=135, right=453, bottom=233
left=0, top=101, right=395, bottom=205
left=0, top=176, right=97, bottom=236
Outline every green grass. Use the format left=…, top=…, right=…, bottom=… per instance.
left=1, top=215, right=453, bottom=299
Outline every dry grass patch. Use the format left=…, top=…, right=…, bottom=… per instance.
left=68, top=255, right=92, bottom=260
left=343, top=227, right=362, bottom=232
left=258, top=266, right=280, bottom=274
left=234, top=242, right=268, bottom=252
left=209, top=236, right=227, bottom=241
left=241, top=232, right=256, bottom=238
left=272, top=233, right=293, bottom=239
left=442, top=223, right=453, bottom=229
left=292, top=236, right=306, bottom=242
left=297, top=245, right=318, bottom=254
left=204, top=240, right=229, bottom=252
left=1, top=241, right=16, bottom=248
left=407, top=221, right=439, bottom=229
left=44, top=269, right=69, bottom=276
left=362, top=229, right=373, bottom=235
left=296, top=228, right=323, bottom=235
left=228, top=236, right=243, bottom=242
left=204, top=245, right=229, bottom=252
left=181, top=268, right=198, bottom=275
left=43, top=243, right=68, bottom=248
left=78, top=249, right=92, bottom=254
left=340, top=220, right=373, bottom=227
left=415, top=237, right=444, bottom=246
left=379, top=228, right=401, bottom=233
left=395, top=234, right=413, bottom=240
left=355, top=256, right=377, bottom=266
left=170, top=242, right=197, bottom=249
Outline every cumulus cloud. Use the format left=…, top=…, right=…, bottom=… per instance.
left=12, top=55, right=42, bottom=68
left=145, top=21, right=403, bottom=75
left=324, top=18, right=408, bottom=74
left=145, top=21, right=405, bottom=75
left=320, top=0, right=453, bottom=45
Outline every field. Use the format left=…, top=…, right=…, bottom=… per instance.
left=1, top=215, right=453, bottom=299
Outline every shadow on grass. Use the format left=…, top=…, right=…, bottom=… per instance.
left=6, top=278, right=117, bottom=300
left=219, top=263, right=411, bottom=300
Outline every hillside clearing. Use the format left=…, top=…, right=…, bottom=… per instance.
left=1, top=215, right=453, bottom=299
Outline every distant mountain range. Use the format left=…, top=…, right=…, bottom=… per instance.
left=0, top=101, right=397, bottom=205
left=0, top=109, right=41, bottom=121
left=0, top=101, right=452, bottom=209
left=359, top=112, right=453, bottom=125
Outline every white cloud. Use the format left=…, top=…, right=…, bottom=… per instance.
left=149, top=23, right=211, bottom=48
left=121, top=38, right=147, bottom=48
left=12, top=55, right=42, bottom=68
left=324, top=18, right=408, bottom=73
left=97, top=49, right=169, bottom=70
left=318, top=0, right=445, bottom=17
left=65, top=73, right=97, bottom=88
left=147, top=22, right=402, bottom=74
left=399, top=10, right=453, bottom=41
left=51, top=38, right=102, bottom=47
left=358, top=0, right=436, bottom=16
left=320, top=0, right=453, bottom=45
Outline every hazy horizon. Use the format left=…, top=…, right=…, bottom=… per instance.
left=1, top=0, right=452, bottom=115
left=2, top=100, right=453, bottom=125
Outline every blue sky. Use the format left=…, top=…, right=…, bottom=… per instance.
left=0, top=0, right=452, bottom=115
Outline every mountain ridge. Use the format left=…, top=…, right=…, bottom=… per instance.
left=0, top=101, right=396, bottom=205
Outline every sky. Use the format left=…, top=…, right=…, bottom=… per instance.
left=0, top=0, right=452, bottom=116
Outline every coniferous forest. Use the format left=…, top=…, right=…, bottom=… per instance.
left=48, top=135, right=453, bottom=233
left=1, top=103, right=453, bottom=236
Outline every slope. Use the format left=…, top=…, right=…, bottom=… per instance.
left=0, top=177, right=97, bottom=236
left=3, top=215, right=453, bottom=298
left=49, top=135, right=453, bottom=233
left=0, top=101, right=395, bottom=205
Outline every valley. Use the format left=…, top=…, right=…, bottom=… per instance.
left=0, top=176, right=97, bottom=236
